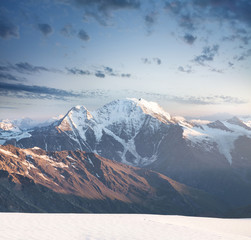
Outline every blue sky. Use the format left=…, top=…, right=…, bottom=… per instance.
left=0, top=0, right=251, bottom=120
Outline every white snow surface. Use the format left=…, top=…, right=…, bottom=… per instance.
left=183, top=119, right=251, bottom=164
left=0, top=213, right=250, bottom=240
left=0, top=120, right=19, bottom=131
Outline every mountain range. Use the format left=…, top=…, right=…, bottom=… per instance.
left=1, top=98, right=251, bottom=216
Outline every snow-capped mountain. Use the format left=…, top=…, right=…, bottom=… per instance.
left=2, top=98, right=251, bottom=207
left=0, top=117, right=61, bottom=145
left=56, top=98, right=174, bottom=166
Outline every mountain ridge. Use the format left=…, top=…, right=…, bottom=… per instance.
left=1, top=98, right=251, bottom=208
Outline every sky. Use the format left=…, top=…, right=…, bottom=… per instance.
left=0, top=0, right=251, bottom=120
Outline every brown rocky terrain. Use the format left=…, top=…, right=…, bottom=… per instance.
left=0, top=145, right=225, bottom=215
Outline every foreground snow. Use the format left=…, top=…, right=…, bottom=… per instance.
left=0, top=214, right=251, bottom=240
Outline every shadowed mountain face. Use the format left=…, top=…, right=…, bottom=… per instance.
left=1, top=98, right=251, bottom=208
left=0, top=145, right=225, bottom=216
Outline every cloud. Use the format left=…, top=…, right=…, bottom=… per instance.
left=60, top=24, right=75, bottom=37
left=164, top=0, right=251, bottom=48
left=78, top=29, right=90, bottom=41
left=164, top=2, right=196, bottom=30
left=58, top=0, right=140, bottom=25
left=172, top=95, right=248, bottom=105
left=15, top=62, right=49, bottom=73
left=66, top=67, right=91, bottom=75
left=0, top=72, right=24, bottom=82
left=178, top=65, right=192, bottom=73
left=95, top=71, right=105, bottom=78
left=165, top=0, right=251, bottom=28
left=223, top=30, right=251, bottom=45
left=235, top=49, right=251, bottom=61
left=0, top=106, right=17, bottom=109
left=67, top=66, right=131, bottom=78
left=164, top=1, right=183, bottom=15
left=0, top=16, right=19, bottom=39
left=142, top=57, right=162, bottom=65
left=141, top=58, right=151, bottom=64
left=179, top=14, right=195, bottom=31
left=192, top=0, right=251, bottom=27
left=104, top=66, right=115, bottom=75
left=0, top=62, right=56, bottom=74
left=193, top=45, right=219, bottom=65
left=183, top=33, right=197, bottom=45
left=123, top=90, right=248, bottom=105
left=0, top=82, right=81, bottom=100
left=228, top=62, right=234, bottom=68
left=210, top=68, right=224, bottom=74
left=153, top=58, right=162, bottom=65
left=144, top=11, right=158, bottom=34
left=121, top=73, right=131, bottom=78
left=37, top=23, right=53, bottom=36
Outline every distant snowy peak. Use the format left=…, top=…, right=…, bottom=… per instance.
left=182, top=116, right=251, bottom=165
left=227, top=117, right=251, bottom=130
left=0, top=120, right=20, bottom=132
left=207, top=120, right=232, bottom=132
left=0, top=117, right=59, bottom=131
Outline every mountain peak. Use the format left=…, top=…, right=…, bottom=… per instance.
left=67, top=105, right=93, bottom=120
left=129, top=98, right=171, bottom=122
left=95, top=98, right=171, bottom=124
left=227, top=116, right=251, bottom=130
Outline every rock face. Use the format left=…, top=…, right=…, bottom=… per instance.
left=0, top=145, right=224, bottom=215
left=2, top=98, right=251, bottom=208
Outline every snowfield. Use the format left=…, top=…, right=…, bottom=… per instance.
left=0, top=214, right=251, bottom=240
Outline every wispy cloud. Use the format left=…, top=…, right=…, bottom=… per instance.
left=0, top=72, right=25, bottom=82
left=0, top=62, right=59, bottom=75
left=0, top=15, right=19, bottom=39
left=141, top=57, right=162, bottom=65
left=164, top=0, right=251, bottom=51
left=164, top=0, right=251, bottom=30
left=234, top=49, right=251, bottom=61
left=210, top=68, right=224, bottom=74
left=193, top=45, right=219, bottom=65
left=178, top=65, right=192, bottom=73
left=95, top=71, right=105, bottom=78
left=0, top=82, right=80, bottom=100
left=57, top=0, right=140, bottom=26
left=78, top=29, right=90, bottom=41
left=0, top=106, right=18, bottom=109
left=123, top=90, right=248, bottom=105
left=144, top=11, right=158, bottom=34
left=183, top=33, right=197, bottom=45
left=67, top=66, right=131, bottom=78
left=60, top=24, right=75, bottom=37
left=37, top=23, right=53, bottom=36
left=0, top=82, right=111, bottom=101
left=66, top=67, right=91, bottom=76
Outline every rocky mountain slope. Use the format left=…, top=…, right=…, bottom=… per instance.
left=1, top=98, right=251, bottom=208
left=0, top=145, right=224, bottom=215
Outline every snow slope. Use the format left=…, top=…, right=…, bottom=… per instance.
left=182, top=118, right=251, bottom=164
left=0, top=213, right=250, bottom=240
